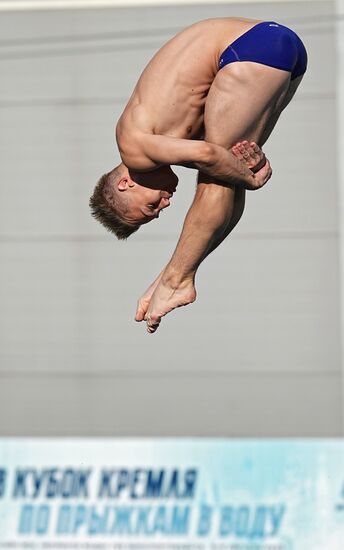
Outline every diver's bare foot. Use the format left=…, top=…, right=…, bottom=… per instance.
left=144, top=279, right=196, bottom=333
left=232, top=140, right=266, bottom=172
left=135, top=271, right=164, bottom=322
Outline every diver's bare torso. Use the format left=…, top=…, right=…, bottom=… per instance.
left=116, top=17, right=261, bottom=166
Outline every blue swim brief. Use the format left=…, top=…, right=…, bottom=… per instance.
left=218, top=21, right=308, bottom=80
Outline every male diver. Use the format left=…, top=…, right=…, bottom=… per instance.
left=90, top=18, right=307, bottom=333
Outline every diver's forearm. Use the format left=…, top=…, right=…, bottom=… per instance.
left=194, top=144, right=255, bottom=189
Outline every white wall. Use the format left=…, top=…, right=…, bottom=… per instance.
left=0, top=1, right=341, bottom=436
left=0, top=0, right=329, bottom=9
left=337, top=0, right=344, bottom=429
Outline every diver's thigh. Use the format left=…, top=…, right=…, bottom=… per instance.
left=280, top=74, right=304, bottom=110
left=204, top=61, right=291, bottom=146
left=259, top=74, right=304, bottom=144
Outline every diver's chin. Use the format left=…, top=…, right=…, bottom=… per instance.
left=165, top=182, right=178, bottom=194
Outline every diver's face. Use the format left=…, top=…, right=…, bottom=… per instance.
left=123, top=166, right=179, bottom=224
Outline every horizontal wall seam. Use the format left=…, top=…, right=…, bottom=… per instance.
left=0, top=232, right=339, bottom=243
left=0, top=16, right=340, bottom=47
left=0, top=93, right=335, bottom=108
left=0, top=371, right=340, bottom=378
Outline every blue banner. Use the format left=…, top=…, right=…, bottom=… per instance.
left=0, top=438, right=343, bottom=549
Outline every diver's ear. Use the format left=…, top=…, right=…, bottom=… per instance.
left=117, top=176, right=134, bottom=191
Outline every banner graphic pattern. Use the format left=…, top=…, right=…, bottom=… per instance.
left=0, top=439, right=343, bottom=550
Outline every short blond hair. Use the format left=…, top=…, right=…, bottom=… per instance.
left=89, top=167, right=140, bottom=240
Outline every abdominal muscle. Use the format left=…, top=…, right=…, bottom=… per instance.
left=117, top=18, right=261, bottom=147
